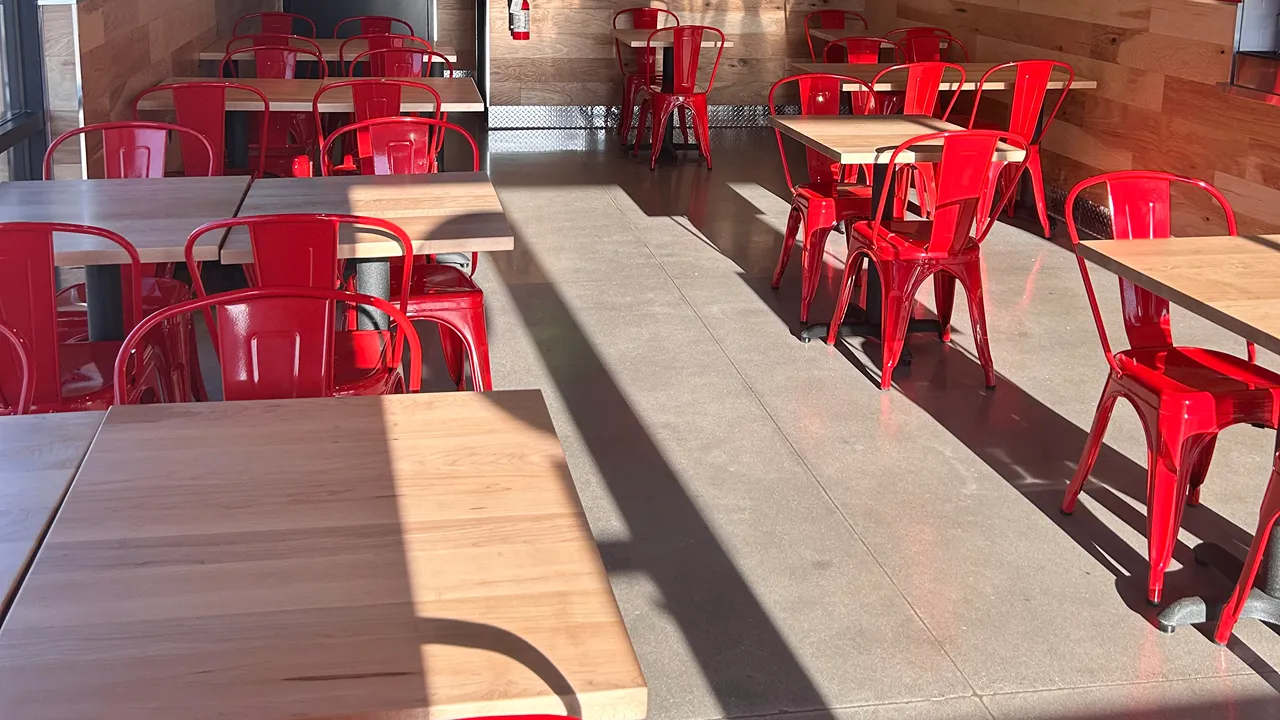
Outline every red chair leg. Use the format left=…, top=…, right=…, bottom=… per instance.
left=1185, top=435, right=1217, bottom=507
left=877, top=263, right=925, bottom=391
left=425, top=306, right=492, bottom=392
left=439, top=324, right=464, bottom=389
left=678, top=105, right=692, bottom=146
left=1025, top=147, right=1051, bottom=238
left=632, top=98, right=650, bottom=156
left=1146, top=426, right=1195, bottom=605
left=934, top=272, right=957, bottom=342
left=955, top=260, right=995, bottom=388
left=648, top=98, right=675, bottom=170
left=691, top=95, right=712, bottom=170
left=772, top=206, right=803, bottom=290
left=826, top=250, right=863, bottom=346
left=619, top=80, right=636, bottom=141
left=798, top=201, right=836, bottom=324
left=1215, top=455, right=1280, bottom=644
left=1061, top=381, right=1121, bottom=514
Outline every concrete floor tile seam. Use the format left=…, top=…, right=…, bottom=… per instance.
left=683, top=694, right=994, bottom=720
left=974, top=670, right=1280, bottom=701
left=662, top=268, right=983, bottom=701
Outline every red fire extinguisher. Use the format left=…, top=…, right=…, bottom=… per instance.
left=511, top=0, right=530, bottom=40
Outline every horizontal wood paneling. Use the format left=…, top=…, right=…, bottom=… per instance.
left=890, top=0, right=1280, bottom=235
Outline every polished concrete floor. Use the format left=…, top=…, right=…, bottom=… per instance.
left=466, top=128, right=1280, bottom=720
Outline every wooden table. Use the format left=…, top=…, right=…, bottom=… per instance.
left=769, top=115, right=1027, bottom=164
left=0, top=411, right=103, bottom=622
left=612, top=28, right=734, bottom=48
left=0, top=176, right=251, bottom=265
left=221, top=173, right=515, bottom=263
left=135, top=77, right=485, bottom=113
left=0, top=392, right=648, bottom=720
left=789, top=62, right=1097, bottom=91
left=1077, top=235, right=1280, bottom=354
left=199, top=36, right=459, bottom=63
left=806, top=27, right=867, bottom=44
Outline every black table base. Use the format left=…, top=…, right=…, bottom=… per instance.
left=85, top=265, right=125, bottom=342
left=1157, top=533, right=1280, bottom=641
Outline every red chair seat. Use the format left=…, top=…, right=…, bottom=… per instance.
left=391, top=262, right=483, bottom=303
left=1117, top=347, right=1280, bottom=404
left=850, top=219, right=980, bottom=260
left=56, top=277, right=191, bottom=342
left=334, top=329, right=405, bottom=396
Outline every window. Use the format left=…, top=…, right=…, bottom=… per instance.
left=0, top=0, right=46, bottom=180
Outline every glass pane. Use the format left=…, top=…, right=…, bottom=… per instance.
left=0, top=0, right=11, bottom=121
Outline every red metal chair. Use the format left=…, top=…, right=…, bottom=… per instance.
left=822, top=36, right=900, bottom=64
left=872, top=62, right=967, bottom=217
left=632, top=25, right=725, bottom=170
left=825, top=130, right=1030, bottom=389
left=968, top=60, right=1074, bottom=238
left=183, top=214, right=417, bottom=398
left=769, top=73, right=877, bottom=323
left=43, top=121, right=215, bottom=180
left=311, top=79, right=444, bottom=174
left=896, top=35, right=969, bottom=62
left=349, top=47, right=454, bottom=78
left=232, top=11, right=316, bottom=37
left=133, top=81, right=271, bottom=177
left=340, top=33, right=433, bottom=71
left=335, top=15, right=415, bottom=37
left=226, top=33, right=323, bottom=57
left=319, top=117, right=493, bottom=392
left=804, top=9, right=868, bottom=61
left=0, top=222, right=176, bottom=415
left=1059, top=170, right=1272, bottom=607
left=221, top=43, right=326, bottom=178
left=613, top=7, right=680, bottom=146
left=0, top=321, right=33, bottom=415
left=114, top=287, right=425, bottom=403
left=220, top=42, right=327, bottom=80
left=1216, top=447, right=1280, bottom=644
left=884, top=26, right=953, bottom=42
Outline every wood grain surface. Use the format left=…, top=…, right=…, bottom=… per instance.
left=221, top=172, right=515, bottom=262
left=0, top=177, right=251, bottom=265
left=0, top=411, right=104, bottom=622
left=0, top=392, right=647, bottom=720
left=611, top=29, right=735, bottom=48
left=770, top=115, right=1026, bottom=164
left=198, top=36, right=459, bottom=62
left=135, top=77, right=485, bottom=113
left=1078, top=235, right=1280, bottom=355
left=788, top=62, right=1096, bottom=91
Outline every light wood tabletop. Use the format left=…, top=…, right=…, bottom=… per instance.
left=1078, top=235, right=1280, bottom=356
left=221, top=172, right=515, bottom=262
left=789, top=62, right=1097, bottom=91
left=612, top=28, right=734, bottom=48
left=806, top=28, right=869, bottom=43
left=0, top=411, right=103, bottom=622
left=0, top=392, right=647, bottom=720
left=0, top=177, right=251, bottom=266
left=199, top=36, right=459, bottom=63
left=135, top=77, right=485, bottom=113
left=770, top=115, right=1027, bottom=165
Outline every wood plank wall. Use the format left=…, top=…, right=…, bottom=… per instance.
left=487, top=0, right=864, bottom=105
left=884, top=0, right=1280, bottom=234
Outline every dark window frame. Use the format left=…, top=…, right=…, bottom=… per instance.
left=0, top=0, right=47, bottom=180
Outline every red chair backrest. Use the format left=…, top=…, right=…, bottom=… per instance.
left=0, top=222, right=142, bottom=411
left=220, top=43, right=327, bottom=79
left=867, top=130, right=1029, bottom=255
left=335, top=15, right=415, bottom=37
left=321, top=117, right=480, bottom=176
left=0, top=321, right=32, bottom=415
left=340, top=33, right=432, bottom=68
left=227, top=33, right=323, bottom=54
left=613, top=8, right=679, bottom=77
left=896, top=35, right=968, bottom=62
left=113, top=286, right=422, bottom=404
left=134, top=82, right=272, bottom=177
left=969, top=60, right=1073, bottom=144
left=871, top=62, right=966, bottom=119
left=804, top=10, right=868, bottom=60
left=646, top=26, right=725, bottom=94
left=43, top=121, right=215, bottom=180
left=233, top=12, right=316, bottom=37
left=768, top=73, right=878, bottom=193
left=823, top=36, right=898, bottom=63
left=1066, top=171, right=1239, bottom=365
left=314, top=78, right=442, bottom=128
left=349, top=47, right=453, bottom=78
left=885, top=26, right=952, bottom=42
left=184, top=214, right=414, bottom=313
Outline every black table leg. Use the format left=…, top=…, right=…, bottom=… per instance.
left=85, top=265, right=125, bottom=342
left=353, top=259, right=391, bottom=331
left=227, top=111, right=249, bottom=172
left=799, top=163, right=942, bottom=349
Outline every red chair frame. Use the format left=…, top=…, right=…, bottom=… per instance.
left=349, top=47, right=454, bottom=78
left=335, top=15, right=415, bottom=37
left=769, top=73, right=878, bottom=323
left=896, top=35, right=969, bottom=63
left=1059, top=170, right=1272, bottom=609
left=232, top=11, right=316, bottom=37
left=44, top=121, right=215, bottom=180
left=226, top=33, right=323, bottom=56
left=220, top=43, right=328, bottom=80
left=133, top=81, right=271, bottom=177
left=884, top=26, right=953, bottom=42
left=340, top=33, right=433, bottom=70
left=0, top=320, right=33, bottom=415
left=320, top=115, right=470, bottom=177
left=613, top=7, right=680, bottom=144
left=872, top=62, right=967, bottom=217
left=312, top=79, right=445, bottom=174
left=804, top=10, right=868, bottom=61
left=968, top=60, right=1074, bottom=238
left=825, top=130, right=1030, bottom=389
left=114, top=286, right=424, bottom=404
left=823, top=36, right=900, bottom=64
left=632, top=25, right=725, bottom=170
